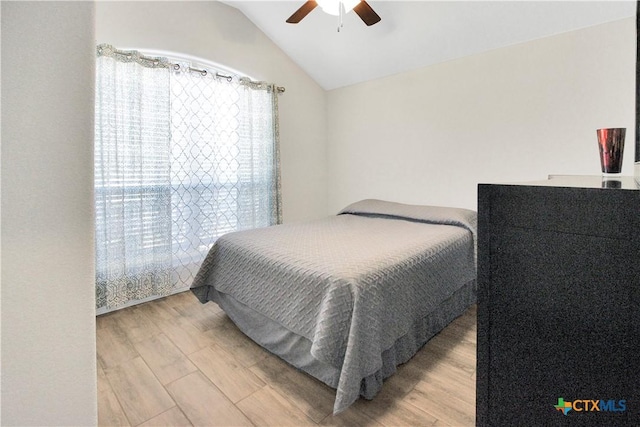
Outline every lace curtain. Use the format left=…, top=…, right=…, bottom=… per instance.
left=95, top=45, right=282, bottom=311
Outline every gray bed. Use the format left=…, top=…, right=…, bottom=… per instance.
left=190, top=199, right=477, bottom=414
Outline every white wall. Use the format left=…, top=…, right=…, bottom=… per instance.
left=1, top=2, right=97, bottom=426
left=327, top=18, right=636, bottom=212
left=95, top=1, right=328, bottom=223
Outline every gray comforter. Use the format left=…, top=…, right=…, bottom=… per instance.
left=191, top=199, right=477, bottom=413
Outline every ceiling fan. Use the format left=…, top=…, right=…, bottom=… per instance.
left=286, top=0, right=381, bottom=27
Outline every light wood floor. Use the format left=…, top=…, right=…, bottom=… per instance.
left=97, top=291, right=477, bottom=427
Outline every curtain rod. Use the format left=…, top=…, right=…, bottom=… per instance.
left=97, top=44, right=285, bottom=94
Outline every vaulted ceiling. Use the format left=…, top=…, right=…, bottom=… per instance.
left=223, top=1, right=635, bottom=90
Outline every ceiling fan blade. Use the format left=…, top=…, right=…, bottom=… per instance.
left=286, top=1, right=318, bottom=24
left=353, top=1, right=381, bottom=26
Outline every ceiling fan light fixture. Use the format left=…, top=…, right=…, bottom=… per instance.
left=316, top=0, right=361, bottom=16
left=286, top=0, right=380, bottom=27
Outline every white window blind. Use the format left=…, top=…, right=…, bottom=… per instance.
left=95, top=45, right=282, bottom=312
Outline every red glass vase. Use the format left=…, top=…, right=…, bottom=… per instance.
left=596, top=128, right=625, bottom=175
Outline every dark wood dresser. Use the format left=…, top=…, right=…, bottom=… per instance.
left=476, top=175, right=640, bottom=426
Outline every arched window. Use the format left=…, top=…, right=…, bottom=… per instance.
left=94, top=45, right=282, bottom=312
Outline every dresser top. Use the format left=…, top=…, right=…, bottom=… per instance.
left=496, top=175, right=640, bottom=190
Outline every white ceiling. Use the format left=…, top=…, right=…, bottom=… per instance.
left=223, top=1, right=636, bottom=90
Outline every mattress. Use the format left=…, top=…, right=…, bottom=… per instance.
left=191, top=199, right=477, bottom=413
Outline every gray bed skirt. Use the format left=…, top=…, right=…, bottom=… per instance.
left=208, top=278, right=476, bottom=408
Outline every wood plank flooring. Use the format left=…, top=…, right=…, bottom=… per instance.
left=97, top=291, right=477, bottom=426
